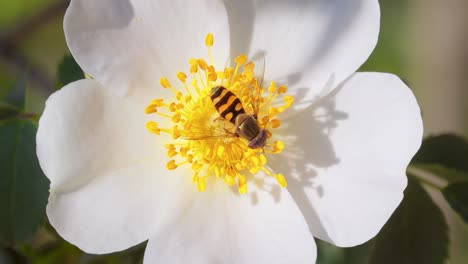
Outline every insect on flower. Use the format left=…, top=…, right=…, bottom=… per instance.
left=210, top=85, right=267, bottom=149
left=197, top=57, right=267, bottom=149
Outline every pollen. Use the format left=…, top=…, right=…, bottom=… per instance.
left=145, top=33, right=294, bottom=194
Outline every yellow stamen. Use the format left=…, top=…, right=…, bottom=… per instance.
left=275, top=173, right=287, bottom=188
left=146, top=121, right=160, bottom=135
left=272, top=141, right=285, bottom=153
left=189, top=58, right=198, bottom=74
left=234, top=54, right=247, bottom=65
left=278, top=85, right=287, bottom=94
left=197, top=177, right=207, bottom=192
left=177, top=72, right=187, bottom=82
left=224, top=175, right=235, bottom=186
left=198, top=58, right=208, bottom=70
left=145, top=105, right=158, bottom=114
left=205, top=33, right=214, bottom=65
left=160, top=77, right=171, bottom=88
left=270, top=119, right=281, bottom=128
left=205, top=33, right=214, bottom=47
left=145, top=34, right=294, bottom=193
left=238, top=175, right=248, bottom=194
left=166, top=160, right=178, bottom=170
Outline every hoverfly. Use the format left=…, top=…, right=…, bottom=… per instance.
left=182, top=57, right=268, bottom=149
left=210, top=85, right=266, bottom=149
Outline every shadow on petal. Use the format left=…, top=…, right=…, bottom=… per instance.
left=304, top=0, right=364, bottom=72
left=224, top=0, right=256, bottom=57
left=267, top=80, right=348, bottom=241
left=256, top=0, right=364, bottom=68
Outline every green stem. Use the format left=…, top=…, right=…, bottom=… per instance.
left=407, top=166, right=446, bottom=190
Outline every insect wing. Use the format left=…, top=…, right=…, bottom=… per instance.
left=179, top=118, right=237, bottom=140
left=248, top=56, right=265, bottom=118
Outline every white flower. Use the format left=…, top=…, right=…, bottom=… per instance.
left=36, top=0, right=423, bottom=263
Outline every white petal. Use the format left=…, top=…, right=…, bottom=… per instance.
left=47, top=161, right=195, bottom=254
left=270, top=73, right=423, bottom=247
left=64, top=0, right=230, bottom=100
left=143, top=177, right=317, bottom=264
left=226, top=0, right=380, bottom=105
left=38, top=80, right=192, bottom=253
left=37, top=79, right=156, bottom=192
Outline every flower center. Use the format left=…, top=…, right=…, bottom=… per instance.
left=145, top=33, right=294, bottom=194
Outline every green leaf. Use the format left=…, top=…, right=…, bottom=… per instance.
left=316, top=240, right=345, bottom=264
left=4, top=78, right=27, bottom=110
left=0, top=79, right=27, bottom=119
left=412, top=134, right=468, bottom=172
left=369, top=179, right=449, bottom=264
left=316, top=239, right=373, bottom=264
left=0, top=103, right=20, bottom=120
left=56, top=54, right=84, bottom=89
left=414, top=164, right=468, bottom=183
left=442, top=182, right=468, bottom=223
left=0, top=247, right=29, bottom=264
left=0, top=119, right=49, bottom=245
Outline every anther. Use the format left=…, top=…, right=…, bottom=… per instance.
left=167, top=148, right=178, bottom=158
left=278, top=85, right=287, bottom=94
left=208, top=72, right=217, bottom=82
left=169, top=102, right=177, bottom=112
left=186, top=154, right=194, bottom=163
left=238, top=175, right=248, bottom=194
left=224, top=68, right=234, bottom=79
left=166, top=160, right=178, bottom=170
left=268, top=81, right=277, bottom=93
left=234, top=54, right=247, bottom=65
left=243, top=61, right=255, bottom=71
left=176, top=91, right=183, bottom=101
left=164, top=144, right=175, bottom=149
left=160, top=77, right=171, bottom=88
left=224, top=175, right=235, bottom=186
left=189, top=58, right=199, bottom=74
left=177, top=72, right=187, bottom=82
left=268, top=107, right=280, bottom=116
left=205, top=33, right=214, bottom=47
left=275, top=173, right=287, bottom=188
left=271, top=119, right=281, bottom=128
left=273, top=141, right=285, bottom=153
left=198, top=59, right=208, bottom=70
left=284, top=95, right=294, bottom=106
left=172, top=125, right=181, bottom=139
left=171, top=113, right=182, bottom=123
left=144, top=104, right=158, bottom=114
left=192, top=162, right=203, bottom=170
left=197, top=177, right=207, bottom=192
left=146, top=121, right=161, bottom=135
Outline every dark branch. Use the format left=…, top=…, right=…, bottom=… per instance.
left=0, top=0, right=70, bottom=94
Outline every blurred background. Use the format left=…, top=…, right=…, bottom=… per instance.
left=0, top=0, right=467, bottom=263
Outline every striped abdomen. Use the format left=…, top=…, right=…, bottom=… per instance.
left=210, top=86, right=245, bottom=123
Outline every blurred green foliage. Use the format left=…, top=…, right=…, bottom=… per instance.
left=0, top=0, right=58, bottom=29
left=443, top=183, right=468, bottom=223
left=412, top=134, right=468, bottom=173
left=1, top=0, right=468, bottom=263
left=369, top=178, right=449, bottom=264
left=360, top=0, right=409, bottom=79
left=0, top=118, right=49, bottom=245
left=56, top=55, right=84, bottom=89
